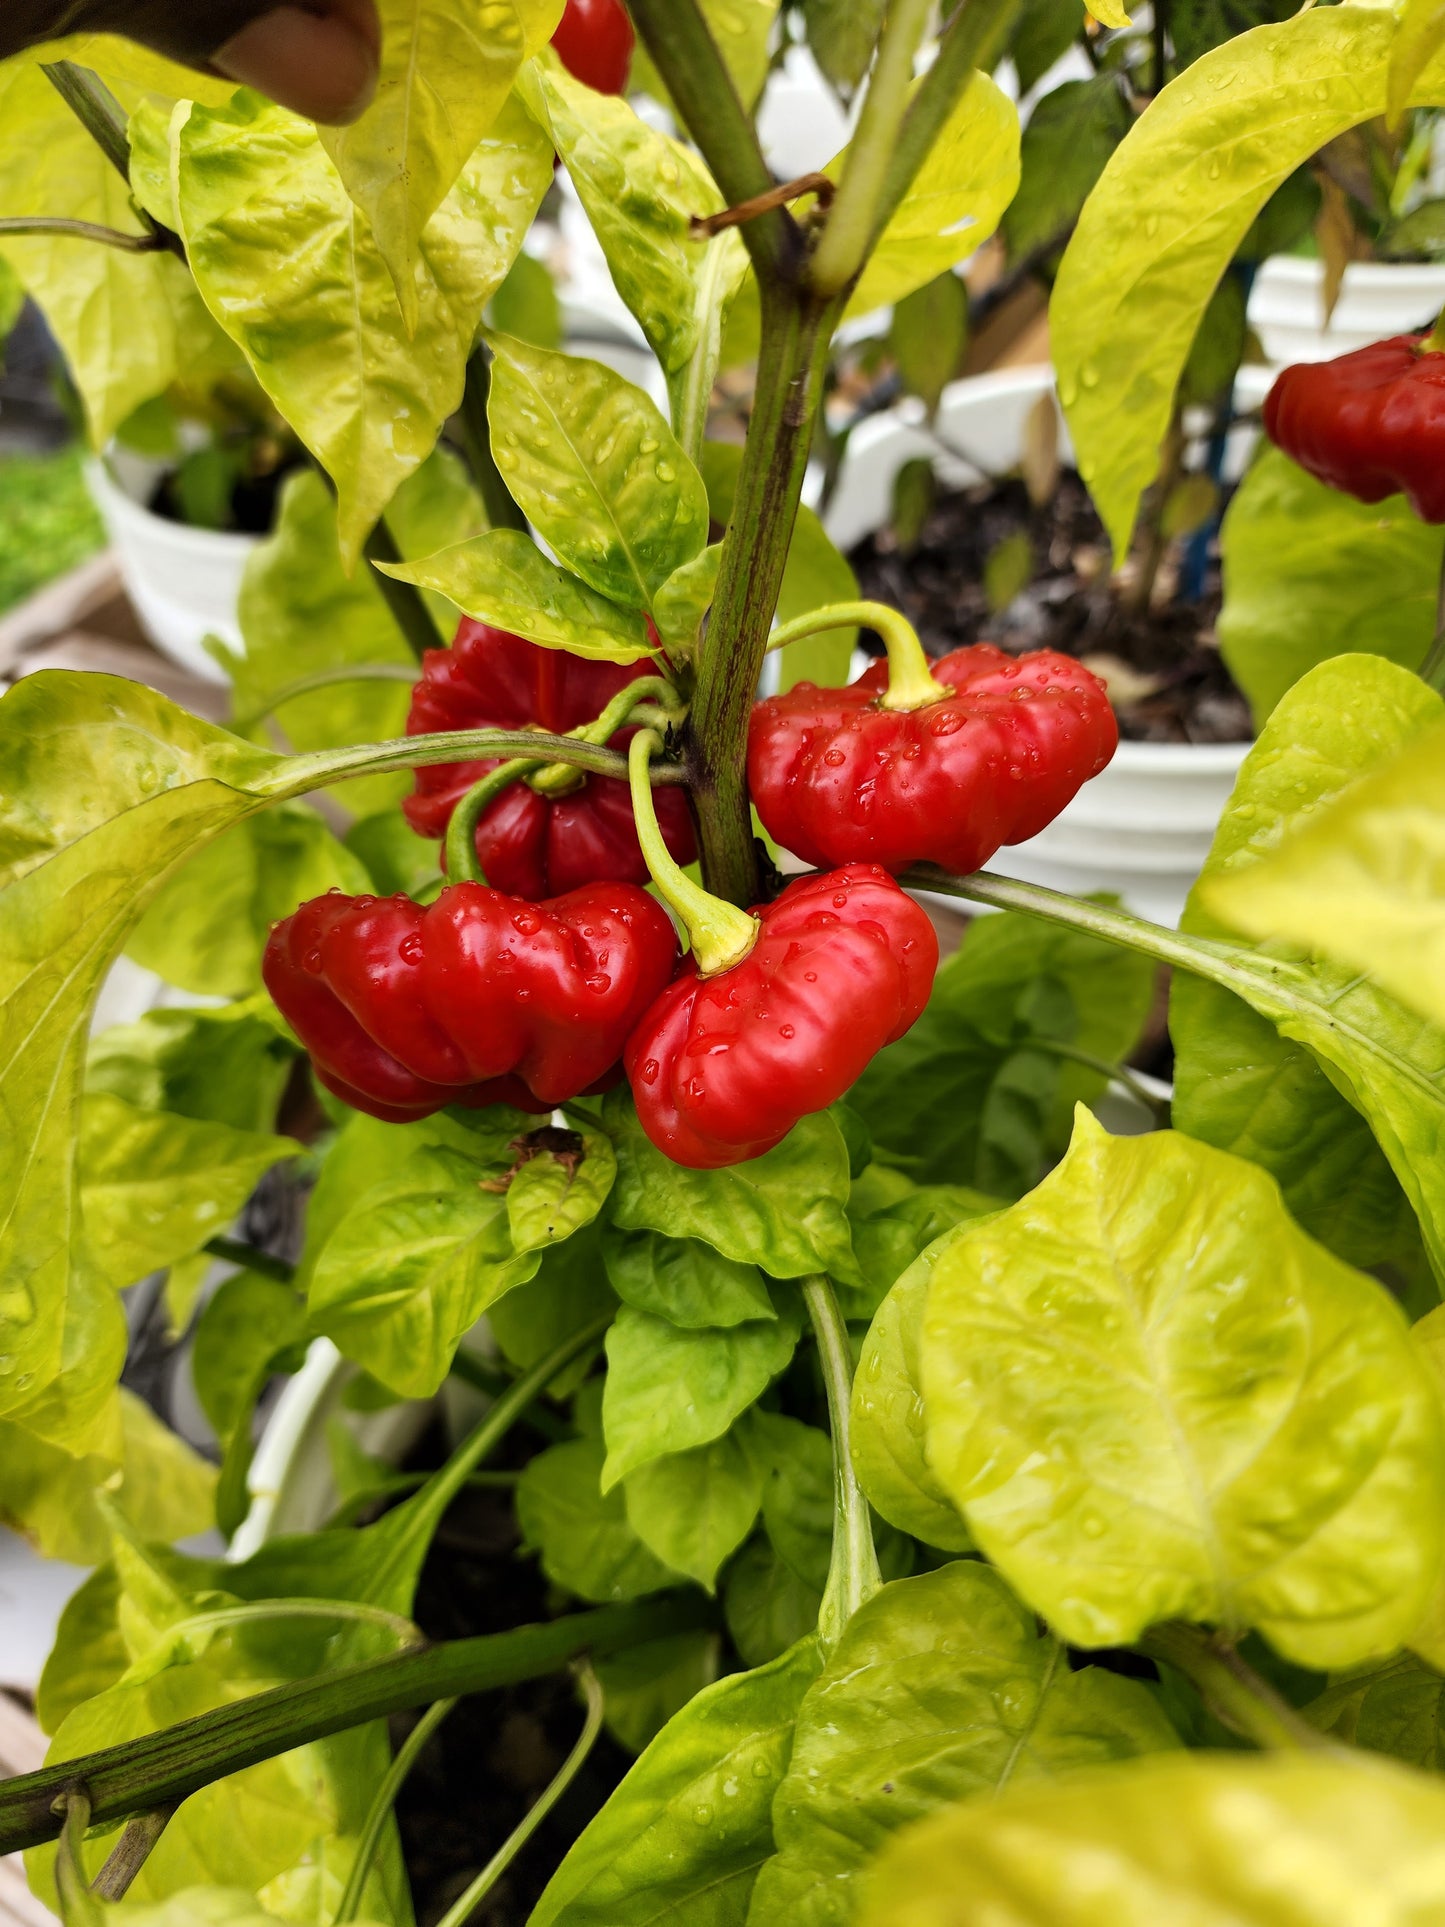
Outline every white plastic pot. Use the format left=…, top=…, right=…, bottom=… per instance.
left=1247, top=256, right=1445, bottom=366
left=820, top=365, right=1251, bottom=929
left=85, top=454, right=257, bottom=685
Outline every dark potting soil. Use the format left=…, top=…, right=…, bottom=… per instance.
left=847, top=469, right=1255, bottom=746
left=386, top=1418, right=636, bottom=1927
left=147, top=457, right=304, bottom=536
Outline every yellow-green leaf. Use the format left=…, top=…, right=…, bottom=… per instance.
left=1389, top=0, right=1445, bottom=127
left=922, top=1109, right=1445, bottom=1667
left=175, top=89, right=551, bottom=565
left=1204, top=712, right=1445, bottom=1033
left=321, top=0, right=562, bottom=331
left=858, top=1752, right=1445, bottom=1927
left=1053, top=6, right=1445, bottom=559
left=834, top=70, right=1020, bottom=315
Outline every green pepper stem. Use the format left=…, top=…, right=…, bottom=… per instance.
left=433, top=1665, right=604, bottom=1927
left=442, top=677, right=685, bottom=886
left=766, top=601, right=944, bottom=711
left=335, top=1697, right=458, bottom=1924
left=803, top=1274, right=882, bottom=1651
left=1427, top=307, right=1445, bottom=355
left=628, top=728, right=758, bottom=975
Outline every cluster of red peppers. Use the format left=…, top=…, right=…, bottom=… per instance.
left=265, top=600, right=1116, bottom=1168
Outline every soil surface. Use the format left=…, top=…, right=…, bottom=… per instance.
left=847, top=469, right=1255, bottom=746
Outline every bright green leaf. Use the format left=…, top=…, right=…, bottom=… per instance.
left=1171, top=654, right=1445, bottom=1277
left=192, top=1268, right=307, bottom=1536
left=176, top=90, right=551, bottom=564
left=724, top=1540, right=822, bottom=1669
left=749, top=1562, right=1178, bottom=1925
left=923, top=1110, right=1445, bottom=1667
left=508, top=1127, right=617, bottom=1252
left=1002, top=74, right=1130, bottom=262
left=489, top=247, right=563, bottom=347
left=846, top=1180, right=999, bottom=1320
left=595, top=1631, right=720, bottom=1755
left=488, top=1227, right=616, bottom=1398
left=1390, top=0, right=1445, bottom=126
left=87, top=996, right=295, bottom=1136
left=601, top=1300, right=802, bottom=1488
left=624, top=1425, right=766, bottom=1589
left=516, top=1433, right=675, bottom=1603
left=1218, top=447, right=1442, bottom=724
left=889, top=272, right=968, bottom=419
left=857, top=1752, right=1445, bottom=1927
left=653, top=544, right=723, bottom=652
left=754, top=1412, right=833, bottom=1593
left=531, top=1639, right=822, bottom=1927
left=601, top=1223, right=778, bottom=1328
left=485, top=331, right=709, bottom=608
left=380, top=526, right=651, bottom=661
left=320, top=0, right=562, bottom=330
left=308, top=1144, right=541, bottom=1398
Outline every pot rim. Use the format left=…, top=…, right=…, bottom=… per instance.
left=86, top=454, right=264, bottom=557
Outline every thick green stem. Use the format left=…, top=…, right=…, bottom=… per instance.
left=687, top=285, right=844, bottom=904
left=262, top=724, right=689, bottom=801
left=364, top=521, right=446, bottom=662
left=626, top=0, right=795, bottom=284
left=42, top=62, right=131, bottom=181
left=1140, top=1624, right=1328, bottom=1752
left=92, top=1808, right=174, bottom=1902
left=766, top=600, right=942, bottom=709
left=0, top=216, right=165, bottom=251
left=809, top=0, right=935, bottom=297
left=460, top=350, right=530, bottom=534
left=434, top=1666, right=604, bottom=1927
left=0, top=1596, right=705, bottom=1857
left=335, top=1698, right=457, bottom=1924
left=803, top=1275, right=882, bottom=1651
left=630, top=730, right=758, bottom=972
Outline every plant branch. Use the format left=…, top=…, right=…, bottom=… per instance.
left=267, top=724, right=689, bottom=801
left=690, top=173, right=835, bottom=239
left=0, top=1594, right=707, bottom=1856
left=872, top=0, right=1024, bottom=254
left=459, top=350, right=529, bottom=534
left=434, top=1665, right=604, bottom=1927
left=364, top=520, right=446, bottom=662
left=803, top=1275, right=881, bottom=1651
left=809, top=0, right=935, bottom=296
left=230, top=664, right=419, bottom=734
left=1140, top=1624, right=1328, bottom=1751
left=92, top=1807, right=175, bottom=1901
left=687, top=284, right=845, bottom=903
left=1031, top=1039, right=1172, bottom=1125
left=335, top=1698, right=457, bottom=1924
left=0, top=216, right=167, bottom=252
left=41, top=62, right=131, bottom=180
left=202, top=1238, right=296, bottom=1284
left=627, top=0, right=795, bottom=283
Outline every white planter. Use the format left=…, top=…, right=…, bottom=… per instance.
left=86, top=455, right=257, bottom=685
left=1248, top=256, right=1445, bottom=366
left=820, top=365, right=1251, bottom=929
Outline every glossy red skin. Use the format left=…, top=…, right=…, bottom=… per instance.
left=1264, top=334, right=1445, bottom=522
left=552, top=0, right=634, bottom=93
left=264, top=882, right=678, bottom=1124
left=747, top=644, right=1117, bottom=877
left=625, top=865, right=938, bottom=1170
left=405, top=619, right=695, bottom=901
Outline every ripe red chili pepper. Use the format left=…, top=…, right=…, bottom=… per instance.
left=405, top=619, right=695, bottom=900
left=625, top=865, right=938, bottom=1170
left=748, top=642, right=1117, bottom=877
left=264, top=883, right=678, bottom=1125
left=1263, top=333, right=1445, bottom=522
left=551, top=0, right=635, bottom=94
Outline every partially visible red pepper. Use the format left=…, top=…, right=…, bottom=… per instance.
left=404, top=619, right=695, bottom=900
left=625, top=864, right=938, bottom=1170
left=551, top=0, right=635, bottom=94
left=1264, top=333, right=1445, bottom=522
left=748, top=628, right=1117, bottom=878
left=264, top=882, right=678, bottom=1125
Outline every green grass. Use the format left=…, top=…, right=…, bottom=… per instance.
left=0, top=444, right=106, bottom=616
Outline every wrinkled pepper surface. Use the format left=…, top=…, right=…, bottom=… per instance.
left=405, top=619, right=696, bottom=900
left=1264, top=333, right=1445, bottom=522
left=747, top=644, right=1117, bottom=877
left=265, top=883, right=678, bottom=1123
left=625, top=865, right=938, bottom=1169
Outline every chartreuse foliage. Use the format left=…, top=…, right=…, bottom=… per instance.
left=8, top=7, right=1445, bottom=1924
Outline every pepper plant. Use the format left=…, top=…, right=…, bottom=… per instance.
left=7, top=1, right=1445, bottom=1923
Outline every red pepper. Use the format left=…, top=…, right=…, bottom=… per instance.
left=551, top=0, right=635, bottom=94
left=404, top=620, right=695, bottom=900
left=264, top=883, right=678, bottom=1125
left=748, top=642, right=1117, bottom=878
left=1264, top=333, right=1445, bottom=522
left=624, top=865, right=938, bottom=1170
